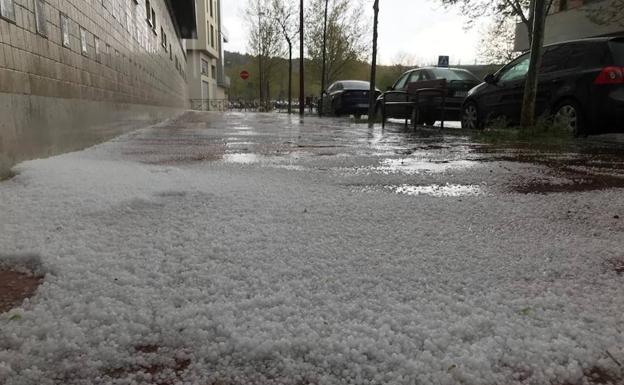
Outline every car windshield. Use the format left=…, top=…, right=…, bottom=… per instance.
left=609, top=41, right=624, bottom=65
left=428, top=68, right=479, bottom=81
left=341, top=81, right=370, bottom=90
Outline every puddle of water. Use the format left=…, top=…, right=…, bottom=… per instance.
left=272, top=164, right=307, bottom=171
left=222, top=153, right=263, bottom=164
left=377, top=158, right=477, bottom=174
left=388, top=184, right=483, bottom=197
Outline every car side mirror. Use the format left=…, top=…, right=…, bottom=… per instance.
left=484, top=74, right=496, bottom=84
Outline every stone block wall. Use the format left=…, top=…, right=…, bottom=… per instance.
left=0, top=0, right=190, bottom=177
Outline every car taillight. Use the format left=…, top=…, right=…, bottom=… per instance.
left=594, top=67, right=624, bottom=84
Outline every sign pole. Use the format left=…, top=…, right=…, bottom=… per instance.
left=299, top=0, right=304, bottom=116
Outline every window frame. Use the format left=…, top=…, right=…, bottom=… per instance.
left=34, top=0, right=47, bottom=36
left=496, top=53, right=530, bottom=83
left=80, top=27, right=89, bottom=56
left=0, top=0, right=16, bottom=23
left=145, top=0, right=152, bottom=26
left=60, top=13, right=71, bottom=48
left=393, top=72, right=411, bottom=90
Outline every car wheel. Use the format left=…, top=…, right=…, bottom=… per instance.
left=462, top=101, right=481, bottom=130
left=554, top=100, right=584, bottom=136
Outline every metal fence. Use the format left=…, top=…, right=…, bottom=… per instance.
left=190, top=99, right=319, bottom=113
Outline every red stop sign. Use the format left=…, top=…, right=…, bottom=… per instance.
left=240, top=70, right=249, bottom=80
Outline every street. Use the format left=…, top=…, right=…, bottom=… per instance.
left=1, top=111, right=623, bottom=385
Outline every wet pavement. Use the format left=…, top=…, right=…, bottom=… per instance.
left=3, top=110, right=624, bottom=384
left=114, top=111, right=624, bottom=197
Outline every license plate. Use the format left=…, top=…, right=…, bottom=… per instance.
left=454, top=91, right=468, bottom=98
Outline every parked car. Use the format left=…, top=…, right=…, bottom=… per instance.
left=320, top=80, right=381, bottom=118
left=461, top=36, right=624, bottom=135
left=376, top=67, right=481, bottom=125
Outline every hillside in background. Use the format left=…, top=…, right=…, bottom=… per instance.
left=225, top=51, right=501, bottom=100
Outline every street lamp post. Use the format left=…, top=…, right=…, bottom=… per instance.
left=320, top=0, right=328, bottom=116
left=299, top=0, right=304, bottom=116
left=258, top=7, right=265, bottom=109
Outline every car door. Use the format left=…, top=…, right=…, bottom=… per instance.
left=384, top=71, right=413, bottom=118
left=536, top=44, right=583, bottom=116
left=485, top=53, right=530, bottom=122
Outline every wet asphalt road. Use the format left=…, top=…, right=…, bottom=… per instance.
left=113, top=111, right=624, bottom=197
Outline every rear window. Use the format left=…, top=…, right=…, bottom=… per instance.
left=609, top=41, right=624, bottom=65
left=341, top=81, right=370, bottom=90
left=428, top=68, right=479, bottom=81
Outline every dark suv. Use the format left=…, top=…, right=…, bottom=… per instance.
left=461, top=36, right=624, bottom=135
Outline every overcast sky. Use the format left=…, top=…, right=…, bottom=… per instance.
left=222, top=0, right=487, bottom=66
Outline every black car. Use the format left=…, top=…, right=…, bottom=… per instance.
left=462, top=36, right=624, bottom=135
left=376, top=67, right=481, bottom=125
left=320, top=80, right=380, bottom=118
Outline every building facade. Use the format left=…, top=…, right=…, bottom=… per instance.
left=184, top=0, right=230, bottom=111
left=0, top=0, right=195, bottom=177
left=515, top=0, right=624, bottom=51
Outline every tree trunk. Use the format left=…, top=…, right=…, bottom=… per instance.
left=520, top=0, right=547, bottom=128
left=288, top=41, right=292, bottom=114
left=368, top=0, right=379, bottom=125
left=320, top=0, right=329, bottom=115
left=299, top=0, right=305, bottom=116
left=526, top=0, right=535, bottom=47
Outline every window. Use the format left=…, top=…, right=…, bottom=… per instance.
left=609, top=41, right=624, bottom=65
left=558, top=0, right=568, bottom=11
left=60, top=14, right=71, bottom=48
left=80, top=28, right=88, bottom=55
left=105, top=43, right=111, bottom=66
left=393, top=72, right=410, bottom=90
left=210, top=25, right=215, bottom=48
left=169, top=44, right=172, bottom=60
left=145, top=0, right=151, bottom=24
left=161, top=27, right=167, bottom=48
left=407, top=70, right=422, bottom=83
left=210, top=0, right=213, bottom=17
left=498, top=54, right=530, bottom=83
left=0, top=0, right=15, bottom=22
left=201, top=59, right=209, bottom=75
left=202, top=81, right=209, bottom=99
left=33, top=0, right=47, bottom=36
left=151, top=9, right=156, bottom=31
left=211, top=65, right=216, bottom=79
left=95, top=37, right=101, bottom=62
left=540, top=45, right=572, bottom=73
left=428, top=68, right=480, bottom=81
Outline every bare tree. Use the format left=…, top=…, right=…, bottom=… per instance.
left=390, top=52, right=417, bottom=78
left=477, top=18, right=520, bottom=64
left=246, top=0, right=285, bottom=109
left=368, top=0, right=379, bottom=124
left=440, top=0, right=554, bottom=47
left=272, top=0, right=298, bottom=113
left=306, top=0, right=369, bottom=85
